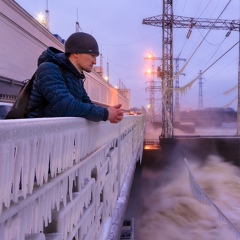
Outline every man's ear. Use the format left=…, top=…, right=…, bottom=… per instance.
left=68, top=53, right=78, bottom=62
left=72, top=53, right=79, bottom=58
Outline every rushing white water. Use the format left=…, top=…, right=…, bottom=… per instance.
left=135, top=155, right=240, bottom=240
left=145, top=122, right=237, bottom=139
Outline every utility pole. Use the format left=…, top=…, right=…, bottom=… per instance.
left=238, top=28, right=240, bottom=135
left=161, top=0, right=174, bottom=138
left=45, top=0, right=49, bottom=30
left=144, top=54, right=185, bottom=123
left=76, top=9, right=82, bottom=32
left=144, top=54, right=161, bottom=121
left=106, top=62, right=109, bottom=83
left=174, top=57, right=186, bottom=122
left=198, top=70, right=204, bottom=109
left=143, top=7, right=240, bottom=138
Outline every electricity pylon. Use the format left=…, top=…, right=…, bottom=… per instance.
left=198, top=70, right=204, bottom=110
left=143, top=0, right=240, bottom=137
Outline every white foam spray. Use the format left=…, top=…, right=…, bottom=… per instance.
left=136, top=155, right=240, bottom=240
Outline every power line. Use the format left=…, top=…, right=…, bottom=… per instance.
left=142, top=0, right=239, bottom=138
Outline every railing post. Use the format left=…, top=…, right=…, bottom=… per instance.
left=117, top=121, right=122, bottom=196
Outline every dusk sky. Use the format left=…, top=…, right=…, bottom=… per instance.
left=15, top=0, right=239, bottom=110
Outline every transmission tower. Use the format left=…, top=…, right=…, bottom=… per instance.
left=142, top=3, right=240, bottom=138
left=144, top=55, right=161, bottom=121
left=198, top=70, right=204, bottom=109
left=45, top=0, right=49, bottom=30
left=174, top=57, right=186, bottom=122
left=145, top=55, right=185, bottom=123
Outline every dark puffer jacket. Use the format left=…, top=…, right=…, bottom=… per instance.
left=27, top=47, right=108, bottom=122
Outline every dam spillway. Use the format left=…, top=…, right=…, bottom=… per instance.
left=124, top=122, right=240, bottom=240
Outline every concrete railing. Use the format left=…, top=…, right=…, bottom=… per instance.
left=0, top=115, right=145, bottom=240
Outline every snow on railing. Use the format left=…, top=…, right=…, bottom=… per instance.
left=0, top=115, right=145, bottom=240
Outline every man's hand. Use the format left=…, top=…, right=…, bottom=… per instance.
left=107, top=104, right=124, bottom=124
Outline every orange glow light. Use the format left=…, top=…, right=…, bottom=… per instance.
left=146, top=69, right=152, bottom=74
left=144, top=145, right=160, bottom=150
left=148, top=53, right=153, bottom=59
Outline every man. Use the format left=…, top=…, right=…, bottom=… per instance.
left=27, top=32, right=123, bottom=123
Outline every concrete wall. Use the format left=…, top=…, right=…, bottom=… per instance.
left=0, top=0, right=63, bottom=80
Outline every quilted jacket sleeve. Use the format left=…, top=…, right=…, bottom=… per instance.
left=32, top=62, right=108, bottom=121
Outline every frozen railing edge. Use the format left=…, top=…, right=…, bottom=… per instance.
left=184, top=158, right=240, bottom=240
left=0, top=117, right=124, bottom=211
left=108, top=126, right=145, bottom=240
left=0, top=115, right=145, bottom=240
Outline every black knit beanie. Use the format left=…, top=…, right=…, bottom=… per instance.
left=65, top=32, right=99, bottom=56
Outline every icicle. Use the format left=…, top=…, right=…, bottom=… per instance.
left=164, top=74, right=199, bottom=97
left=28, top=138, right=38, bottom=194
left=223, top=85, right=238, bottom=95
left=222, top=96, right=238, bottom=109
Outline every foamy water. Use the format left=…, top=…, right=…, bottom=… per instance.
left=145, top=122, right=237, bottom=139
left=136, top=155, right=240, bottom=240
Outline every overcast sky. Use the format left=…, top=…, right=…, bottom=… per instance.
left=15, top=0, right=239, bottom=111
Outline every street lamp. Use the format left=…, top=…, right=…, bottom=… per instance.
left=104, top=76, right=109, bottom=82
left=145, top=69, right=153, bottom=75
left=37, top=13, right=48, bottom=28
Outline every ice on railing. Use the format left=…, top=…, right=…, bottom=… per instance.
left=1, top=173, right=76, bottom=238
left=71, top=205, right=96, bottom=240
left=0, top=115, right=145, bottom=240
left=184, top=158, right=240, bottom=240
left=59, top=181, right=94, bottom=239
left=119, top=132, right=133, bottom=187
left=56, top=142, right=115, bottom=239
left=49, top=133, right=73, bottom=178
left=0, top=143, right=14, bottom=212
